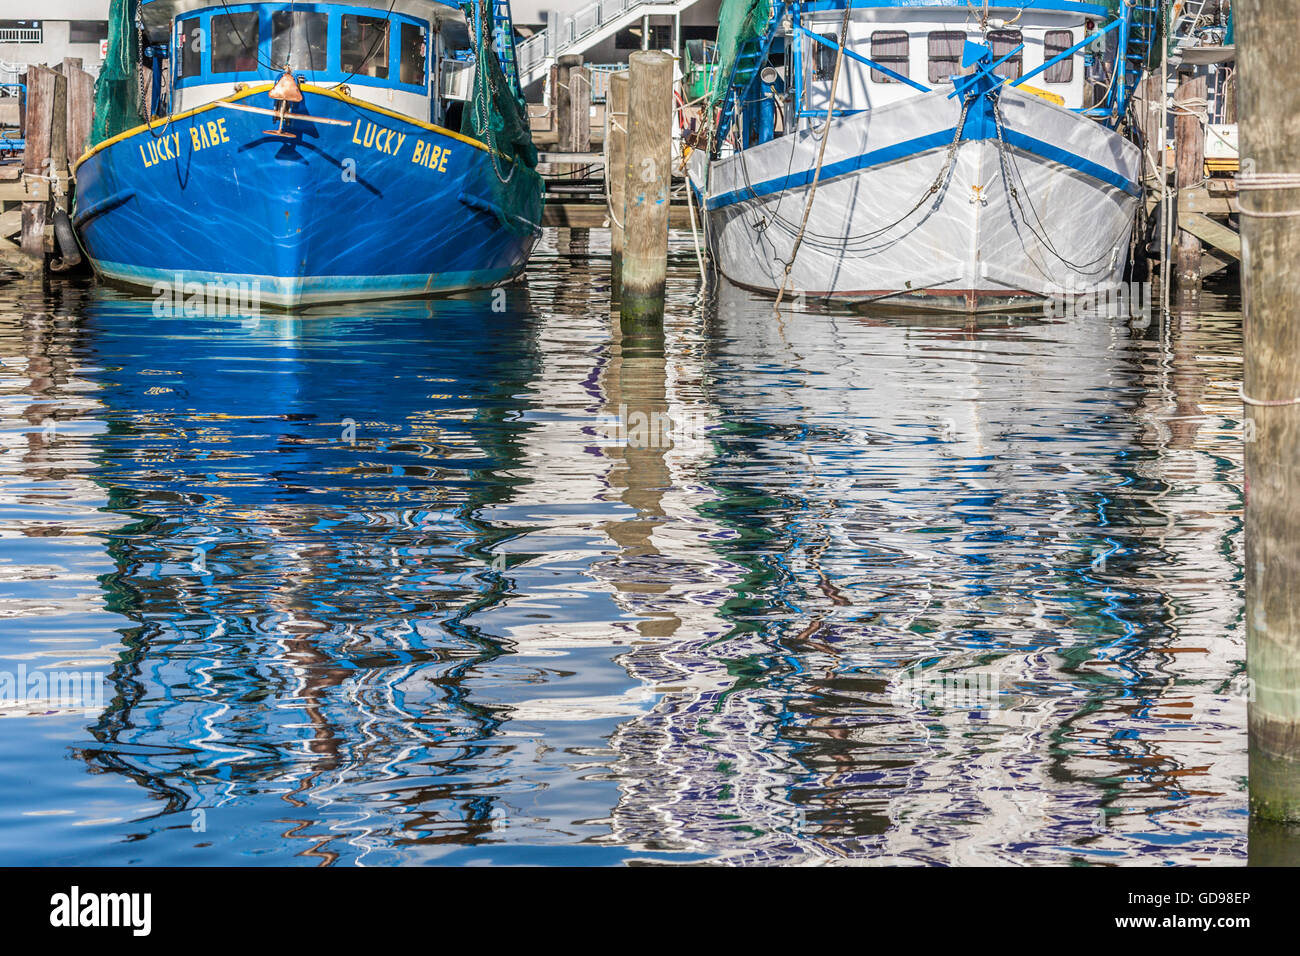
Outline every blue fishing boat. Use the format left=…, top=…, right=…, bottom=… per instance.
left=74, top=0, right=543, bottom=307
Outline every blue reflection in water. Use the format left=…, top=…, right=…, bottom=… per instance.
left=80, top=293, right=547, bottom=862
left=0, top=258, right=1251, bottom=865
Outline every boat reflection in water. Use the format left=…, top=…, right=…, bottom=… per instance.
left=620, top=278, right=1245, bottom=863
left=77, top=289, right=546, bottom=860
left=0, top=260, right=1250, bottom=864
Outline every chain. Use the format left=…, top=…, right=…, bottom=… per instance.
left=991, top=95, right=1113, bottom=274
left=137, top=21, right=148, bottom=119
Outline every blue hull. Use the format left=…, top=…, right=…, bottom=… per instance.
left=73, top=85, right=541, bottom=307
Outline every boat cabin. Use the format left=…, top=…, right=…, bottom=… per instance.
left=793, top=3, right=1109, bottom=119
left=138, top=0, right=478, bottom=126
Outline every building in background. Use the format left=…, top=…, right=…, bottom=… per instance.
left=513, top=0, right=722, bottom=101
left=1, top=1, right=109, bottom=88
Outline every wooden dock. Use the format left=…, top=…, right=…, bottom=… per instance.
left=0, top=60, right=94, bottom=273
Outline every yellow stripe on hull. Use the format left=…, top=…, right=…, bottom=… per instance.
left=74, top=83, right=491, bottom=173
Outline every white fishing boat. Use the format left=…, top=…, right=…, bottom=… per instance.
left=689, top=1, right=1158, bottom=311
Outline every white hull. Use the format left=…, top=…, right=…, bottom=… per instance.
left=696, top=87, right=1143, bottom=312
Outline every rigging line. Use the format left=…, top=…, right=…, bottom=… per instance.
left=734, top=97, right=971, bottom=252
left=216, top=0, right=280, bottom=74
left=334, top=0, right=400, bottom=87
left=991, top=97, right=1114, bottom=275
left=773, top=0, right=854, bottom=311
left=993, top=123, right=1106, bottom=280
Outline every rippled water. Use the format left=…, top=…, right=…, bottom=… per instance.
left=0, top=236, right=1253, bottom=865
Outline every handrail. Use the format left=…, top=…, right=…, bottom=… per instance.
left=1011, top=17, right=1120, bottom=90
left=796, top=23, right=931, bottom=94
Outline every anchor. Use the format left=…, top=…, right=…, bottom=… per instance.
left=215, top=68, right=352, bottom=136
left=263, top=68, right=306, bottom=138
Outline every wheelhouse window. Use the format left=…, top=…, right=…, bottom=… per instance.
left=814, top=33, right=838, bottom=81
left=211, top=12, right=260, bottom=74
left=869, top=31, right=909, bottom=83
left=1044, top=30, right=1074, bottom=83
left=399, top=22, right=426, bottom=85
left=342, top=15, right=390, bottom=79
left=989, top=29, right=1023, bottom=80
left=928, top=31, right=964, bottom=84
left=178, top=16, right=202, bottom=78
left=270, top=10, right=328, bottom=72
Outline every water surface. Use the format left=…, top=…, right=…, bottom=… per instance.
left=0, top=238, right=1251, bottom=864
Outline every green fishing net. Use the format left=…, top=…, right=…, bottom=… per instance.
left=90, top=0, right=145, bottom=146
left=709, top=0, right=772, bottom=110
left=460, top=0, right=544, bottom=237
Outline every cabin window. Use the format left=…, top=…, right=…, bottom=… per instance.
left=399, top=22, right=426, bottom=85
left=869, top=31, right=909, bottom=83
left=927, top=31, right=964, bottom=84
left=988, top=29, right=1023, bottom=80
left=814, top=33, right=838, bottom=81
left=210, top=12, right=260, bottom=74
left=177, top=17, right=203, bottom=78
left=342, top=15, right=390, bottom=79
left=270, top=10, right=328, bottom=72
left=1044, top=30, right=1074, bottom=83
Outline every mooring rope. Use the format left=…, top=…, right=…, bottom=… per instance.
left=1240, top=385, right=1300, bottom=408
left=1237, top=170, right=1300, bottom=218
left=773, top=0, right=855, bottom=312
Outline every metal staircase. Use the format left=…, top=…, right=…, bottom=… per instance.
left=1115, top=1, right=1163, bottom=117
left=1170, top=0, right=1213, bottom=60
left=514, top=0, right=708, bottom=91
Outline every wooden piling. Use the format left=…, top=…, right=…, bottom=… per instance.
left=568, top=64, right=592, bottom=254
left=569, top=66, right=591, bottom=154
left=620, top=51, right=674, bottom=320
left=1174, top=73, right=1207, bottom=291
left=64, top=66, right=95, bottom=167
left=1238, top=0, right=1300, bottom=823
left=608, top=71, right=628, bottom=300
left=20, top=66, right=66, bottom=263
left=1133, top=73, right=1164, bottom=185
left=555, top=54, right=582, bottom=159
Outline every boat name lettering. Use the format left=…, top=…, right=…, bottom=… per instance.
left=137, top=118, right=230, bottom=170
left=411, top=139, right=450, bottom=172
left=351, top=119, right=450, bottom=173
left=138, top=132, right=181, bottom=169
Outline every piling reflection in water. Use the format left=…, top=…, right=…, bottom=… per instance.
left=0, top=253, right=1258, bottom=864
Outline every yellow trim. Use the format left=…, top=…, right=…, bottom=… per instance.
left=73, top=82, right=489, bottom=172
left=302, top=85, right=491, bottom=153
left=1205, top=158, right=1240, bottom=173
left=1018, top=84, right=1066, bottom=107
